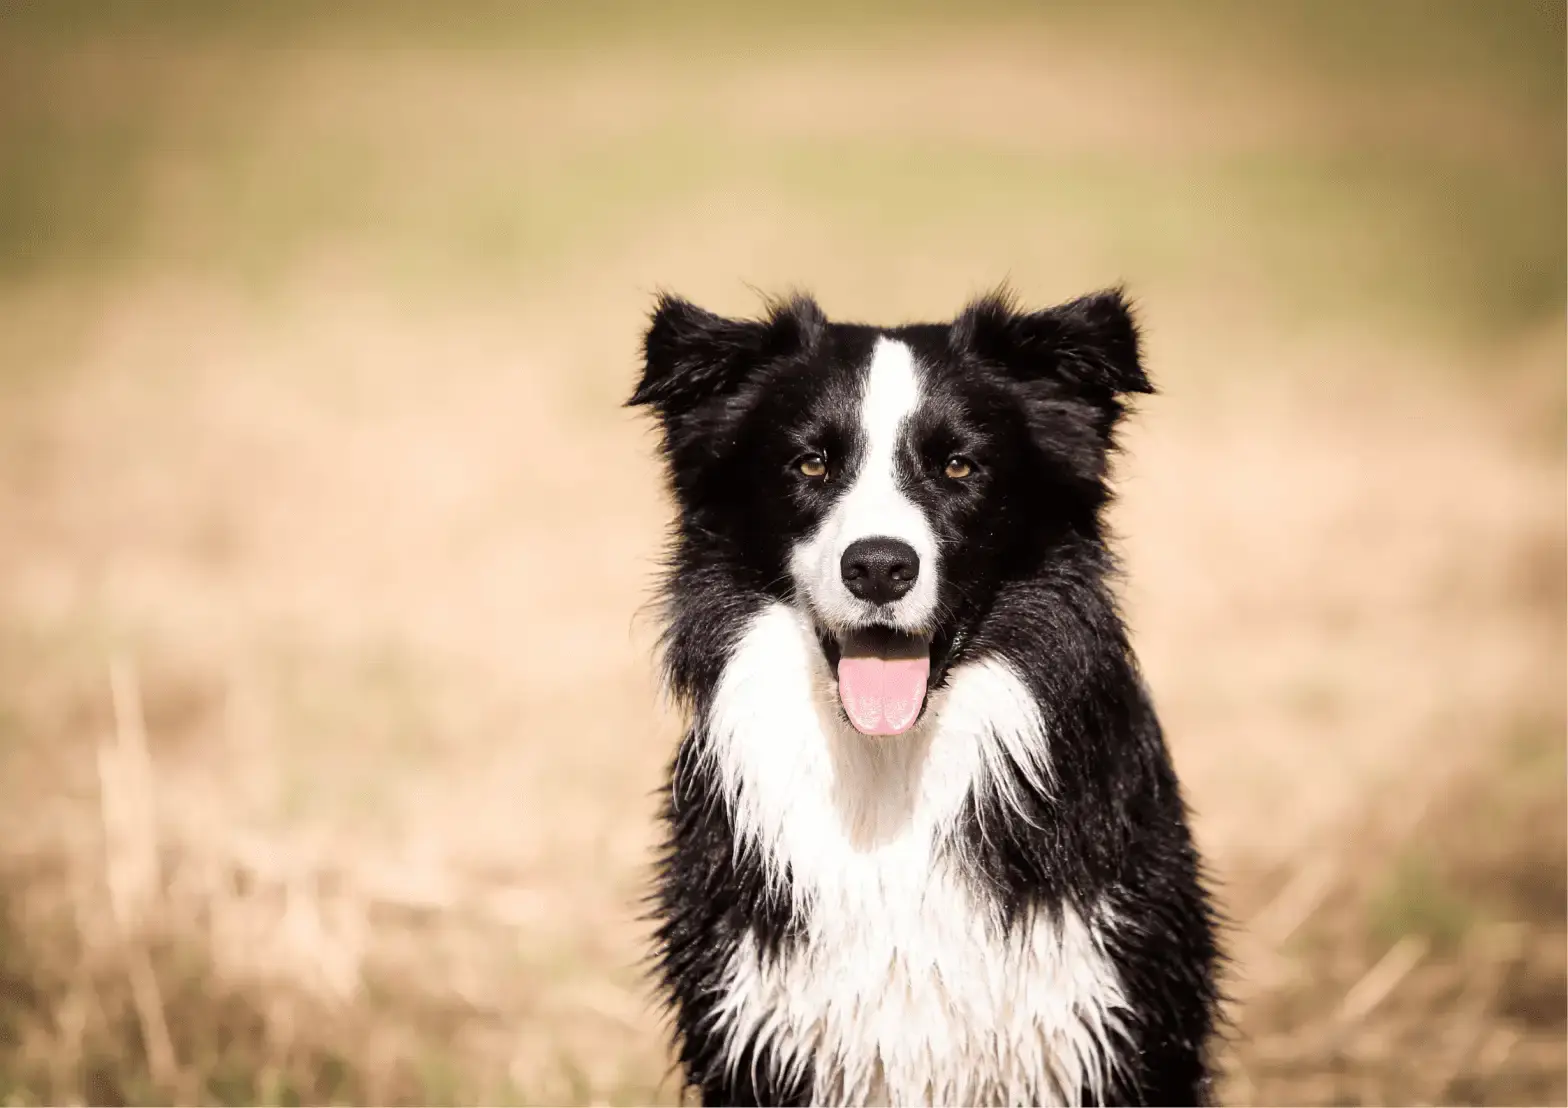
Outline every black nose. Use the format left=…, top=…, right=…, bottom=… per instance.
left=841, top=537, right=920, bottom=605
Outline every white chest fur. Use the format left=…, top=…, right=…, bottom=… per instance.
left=698, top=604, right=1128, bottom=1107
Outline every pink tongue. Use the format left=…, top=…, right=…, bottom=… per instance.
left=837, top=655, right=931, bottom=736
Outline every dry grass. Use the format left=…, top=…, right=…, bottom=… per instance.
left=0, top=3, right=1562, bottom=1104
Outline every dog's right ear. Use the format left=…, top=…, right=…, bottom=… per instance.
left=628, top=292, right=825, bottom=425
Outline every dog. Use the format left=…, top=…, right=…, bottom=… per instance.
left=628, top=286, right=1220, bottom=1107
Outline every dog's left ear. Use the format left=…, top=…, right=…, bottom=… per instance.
left=950, top=286, right=1152, bottom=444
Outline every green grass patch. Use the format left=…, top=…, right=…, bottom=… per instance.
left=1368, top=848, right=1477, bottom=951
left=0, top=0, right=1560, bottom=359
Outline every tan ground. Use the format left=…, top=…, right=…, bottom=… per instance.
left=0, top=5, right=1562, bottom=1105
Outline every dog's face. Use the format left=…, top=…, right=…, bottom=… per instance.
left=630, top=289, right=1149, bottom=736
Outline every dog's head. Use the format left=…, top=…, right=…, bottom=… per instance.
left=629, top=288, right=1150, bottom=737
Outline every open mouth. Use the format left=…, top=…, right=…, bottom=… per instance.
left=819, top=625, right=933, bottom=737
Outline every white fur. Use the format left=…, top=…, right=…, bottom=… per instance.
left=789, top=337, right=941, bottom=635
left=700, top=603, right=1130, bottom=1107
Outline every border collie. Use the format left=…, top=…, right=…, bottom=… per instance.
left=629, top=287, right=1220, bottom=1107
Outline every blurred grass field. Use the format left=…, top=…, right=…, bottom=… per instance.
left=0, top=2, right=1563, bottom=1104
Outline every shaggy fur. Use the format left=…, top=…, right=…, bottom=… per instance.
left=628, top=287, right=1220, bottom=1107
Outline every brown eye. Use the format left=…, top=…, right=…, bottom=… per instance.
left=799, top=454, right=828, bottom=479
left=944, top=456, right=974, bottom=480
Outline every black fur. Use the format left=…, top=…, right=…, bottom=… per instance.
left=630, top=287, right=1221, bottom=1106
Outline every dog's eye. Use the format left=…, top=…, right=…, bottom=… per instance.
left=798, top=454, right=828, bottom=479
left=943, top=456, right=975, bottom=480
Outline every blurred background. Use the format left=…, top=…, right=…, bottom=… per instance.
left=0, top=2, right=1562, bottom=1104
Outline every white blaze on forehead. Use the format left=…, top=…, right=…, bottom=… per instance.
left=862, top=336, right=921, bottom=450
left=843, top=337, right=924, bottom=538
left=789, top=336, right=940, bottom=632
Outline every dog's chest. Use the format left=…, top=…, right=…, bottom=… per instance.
left=718, top=844, right=1126, bottom=1107
left=704, top=605, right=1127, bottom=1105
